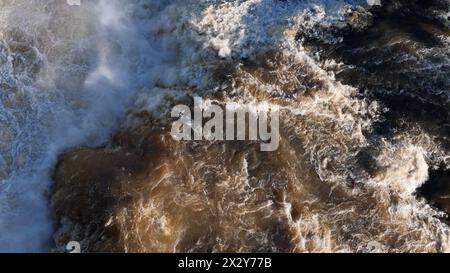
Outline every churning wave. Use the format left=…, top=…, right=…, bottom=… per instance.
left=1, top=0, right=450, bottom=252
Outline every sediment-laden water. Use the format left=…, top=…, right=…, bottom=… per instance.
left=0, top=0, right=449, bottom=252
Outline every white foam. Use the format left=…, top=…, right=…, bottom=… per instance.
left=0, top=0, right=189, bottom=252
left=67, top=0, right=81, bottom=6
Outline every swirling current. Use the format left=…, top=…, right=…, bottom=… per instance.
left=0, top=0, right=449, bottom=253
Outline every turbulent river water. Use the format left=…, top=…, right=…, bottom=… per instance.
left=0, top=0, right=450, bottom=252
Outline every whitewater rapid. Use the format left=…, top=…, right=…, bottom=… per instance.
left=0, top=0, right=167, bottom=252
left=0, top=0, right=450, bottom=252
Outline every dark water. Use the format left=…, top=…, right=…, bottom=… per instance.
left=1, top=0, right=450, bottom=253
left=329, top=4, right=450, bottom=217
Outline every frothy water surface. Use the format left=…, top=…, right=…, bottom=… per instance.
left=1, top=0, right=450, bottom=252
left=0, top=0, right=172, bottom=252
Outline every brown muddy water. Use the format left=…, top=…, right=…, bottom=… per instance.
left=0, top=0, right=449, bottom=253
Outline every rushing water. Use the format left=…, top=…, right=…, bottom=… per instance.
left=0, top=0, right=164, bottom=252
left=1, top=0, right=450, bottom=252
